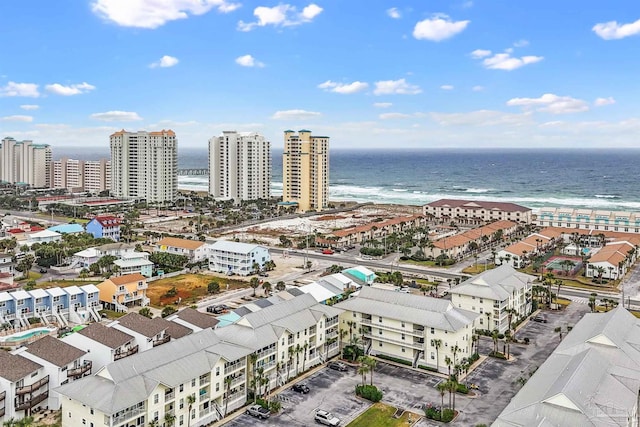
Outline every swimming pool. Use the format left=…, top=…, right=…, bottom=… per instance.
left=0, top=327, right=57, bottom=343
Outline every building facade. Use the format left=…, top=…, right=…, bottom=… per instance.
left=86, top=215, right=121, bottom=241
left=50, top=158, right=111, bottom=193
left=424, top=199, right=533, bottom=225
left=282, top=130, right=329, bottom=212
left=110, top=130, right=177, bottom=203
left=208, top=131, right=271, bottom=203
left=0, top=137, right=51, bottom=188
left=154, top=237, right=207, bottom=263
left=208, top=240, right=271, bottom=276
left=536, top=207, right=640, bottom=234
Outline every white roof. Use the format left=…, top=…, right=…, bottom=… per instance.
left=29, top=230, right=61, bottom=239
left=10, top=290, right=30, bottom=300
left=81, top=284, right=100, bottom=294
left=209, top=240, right=266, bottom=254
left=299, top=282, right=343, bottom=303
left=114, top=258, right=154, bottom=268
left=28, top=289, right=48, bottom=298
left=45, top=287, right=66, bottom=297
left=450, top=264, right=534, bottom=301
left=320, top=273, right=355, bottom=291
left=345, top=266, right=375, bottom=276
left=74, top=247, right=98, bottom=258
left=65, top=285, right=83, bottom=295
left=0, top=293, right=12, bottom=302
left=120, top=252, right=149, bottom=260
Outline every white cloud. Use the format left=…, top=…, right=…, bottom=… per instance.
left=235, top=54, right=265, bottom=67
left=91, top=0, right=240, bottom=29
left=238, top=3, right=322, bottom=31
left=513, top=39, right=529, bottom=47
left=373, top=102, right=393, bottom=108
left=90, top=111, right=143, bottom=122
left=20, top=104, right=39, bottom=110
left=470, top=49, right=491, bottom=59
left=0, top=82, right=40, bottom=98
left=593, top=18, right=640, bottom=40
left=271, top=109, right=321, bottom=120
left=440, top=85, right=454, bottom=90
left=387, top=7, right=401, bottom=19
left=45, top=82, right=96, bottom=96
left=479, top=51, right=543, bottom=71
left=430, top=110, right=533, bottom=127
left=150, top=55, right=179, bottom=68
left=413, top=14, right=470, bottom=41
left=472, top=85, right=484, bottom=92
left=374, top=79, right=421, bottom=95
left=594, top=96, right=616, bottom=107
left=506, top=93, right=589, bottom=114
left=0, top=115, right=33, bottom=123
left=318, top=80, right=368, bottom=94
left=379, top=112, right=414, bottom=120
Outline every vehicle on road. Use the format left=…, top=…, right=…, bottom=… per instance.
left=315, top=409, right=341, bottom=426
left=322, top=249, right=334, bottom=255
left=327, top=361, right=348, bottom=371
left=361, top=255, right=372, bottom=260
left=258, top=271, right=269, bottom=277
left=531, top=315, right=547, bottom=323
left=292, top=383, right=310, bottom=394
left=39, top=268, right=47, bottom=273
left=207, top=304, right=228, bottom=314
left=246, top=404, right=270, bottom=419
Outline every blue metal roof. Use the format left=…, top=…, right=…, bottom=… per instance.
left=47, top=223, right=84, bottom=234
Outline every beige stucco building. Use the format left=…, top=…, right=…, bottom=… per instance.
left=282, top=130, right=329, bottom=212
left=0, top=137, right=51, bottom=188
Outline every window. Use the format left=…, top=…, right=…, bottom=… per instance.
left=401, top=347, right=405, bottom=353
left=378, top=329, right=382, bottom=335
left=378, top=316, right=382, bottom=323
left=401, top=322, right=405, bottom=328
left=154, top=394, right=159, bottom=404
left=180, top=384, right=184, bottom=392
left=191, top=379, right=196, bottom=387
left=431, top=328, right=434, bottom=334
left=216, top=383, right=220, bottom=392
left=216, top=367, right=220, bottom=376
left=480, top=308, right=483, bottom=314
left=179, top=398, right=184, bottom=409
left=401, top=334, right=405, bottom=340
left=378, top=342, right=382, bottom=347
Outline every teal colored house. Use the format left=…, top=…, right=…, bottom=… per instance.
left=48, top=223, right=85, bottom=234
left=343, top=266, right=376, bottom=286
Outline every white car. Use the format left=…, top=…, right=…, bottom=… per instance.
left=315, top=409, right=341, bottom=426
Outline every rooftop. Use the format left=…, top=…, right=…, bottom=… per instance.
left=77, top=322, right=134, bottom=349
left=25, top=335, right=86, bottom=367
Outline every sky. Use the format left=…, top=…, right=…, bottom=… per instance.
left=1, top=0, right=640, bottom=151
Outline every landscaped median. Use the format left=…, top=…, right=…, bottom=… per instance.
left=347, top=402, right=420, bottom=427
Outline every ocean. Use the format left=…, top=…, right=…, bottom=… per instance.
left=54, top=147, right=640, bottom=211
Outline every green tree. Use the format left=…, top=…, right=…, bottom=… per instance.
left=276, top=281, right=286, bottom=291
left=161, top=306, right=177, bottom=318
left=207, top=280, right=220, bottom=294
left=357, top=361, right=370, bottom=386
left=139, top=307, right=153, bottom=319
left=249, top=277, right=260, bottom=297
left=431, top=339, right=442, bottom=372
left=262, top=281, right=272, bottom=296
left=186, top=394, right=196, bottom=427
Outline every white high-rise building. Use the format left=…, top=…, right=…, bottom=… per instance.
left=110, top=130, right=177, bottom=203
left=0, top=137, right=51, bottom=188
left=208, top=131, right=271, bottom=203
left=50, top=158, right=111, bottom=194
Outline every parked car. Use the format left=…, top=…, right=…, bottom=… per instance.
left=246, top=404, right=270, bottom=419
left=258, top=271, right=269, bottom=277
left=531, top=315, right=547, bottom=323
left=328, top=361, right=348, bottom=371
left=206, top=305, right=228, bottom=314
left=39, top=268, right=47, bottom=273
left=315, top=409, right=341, bottom=426
left=292, top=383, right=310, bottom=394
left=322, top=248, right=335, bottom=255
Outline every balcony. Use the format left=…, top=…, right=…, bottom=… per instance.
left=16, top=376, right=49, bottom=395
left=326, top=330, right=338, bottom=339
left=114, top=345, right=139, bottom=361
left=15, top=391, right=48, bottom=411
left=164, top=390, right=175, bottom=402
left=0, top=391, right=4, bottom=403
left=227, top=374, right=245, bottom=388
left=112, top=405, right=145, bottom=425
left=361, top=319, right=423, bottom=336
left=256, top=346, right=277, bottom=360
left=224, top=360, right=246, bottom=375
left=363, top=332, right=424, bottom=350
left=153, top=335, right=171, bottom=347
left=309, top=326, right=317, bottom=336
left=67, top=361, right=92, bottom=379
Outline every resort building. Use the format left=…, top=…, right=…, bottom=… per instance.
left=110, top=129, right=178, bottom=203
left=50, top=158, right=111, bottom=193
left=72, top=242, right=136, bottom=269
left=334, top=287, right=478, bottom=373
left=61, top=322, right=138, bottom=374
left=0, top=137, right=52, bottom=188
left=586, top=241, right=637, bottom=281
left=208, top=131, right=271, bottom=203
left=326, top=215, right=427, bottom=248
left=494, top=230, right=561, bottom=268
left=108, top=312, right=171, bottom=351
left=536, top=207, right=640, bottom=233
left=154, top=237, right=207, bottom=263
left=86, top=215, right=121, bottom=241
left=282, top=130, right=329, bottom=212
left=449, top=265, right=534, bottom=333
left=14, top=336, right=90, bottom=410
left=494, top=307, right=640, bottom=426
left=423, top=199, right=532, bottom=225
left=429, top=220, right=519, bottom=260
left=208, top=240, right=271, bottom=276
left=96, top=273, right=149, bottom=312
left=0, top=350, right=49, bottom=422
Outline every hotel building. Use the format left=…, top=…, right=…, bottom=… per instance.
left=282, top=130, right=329, bottom=212
left=0, top=137, right=51, bottom=188
left=50, top=158, right=111, bottom=193
left=110, top=130, right=177, bottom=203
left=423, top=199, right=532, bottom=225
left=536, top=207, right=640, bottom=234
left=208, top=131, right=271, bottom=203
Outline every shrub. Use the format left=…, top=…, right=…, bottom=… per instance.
left=524, top=337, right=530, bottom=344
left=497, top=333, right=505, bottom=339
left=424, top=406, right=455, bottom=423
left=456, top=383, right=469, bottom=394
left=207, top=281, right=220, bottom=294
left=269, top=400, right=282, bottom=413
left=375, top=354, right=412, bottom=366
left=342, top=345, right=364, bottom=361
left=418, top=365, right=439, bottom=372
left=468, top=353, right=480, bottom=363
left=489, top=351, right=507, bottom=360
left=161, top=306, right=177, bottom=318
left=355, top=384, right=383, bottom=402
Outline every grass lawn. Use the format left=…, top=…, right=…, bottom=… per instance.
left=147, top=274, right=250, bottom=307
left=462, top=263, right=496, bottom=275
left=347, top=403, right=419, bottom=427
left=400, top=259, right=449, bottom=268
left=17, top=271, right=42, bottom=282
left=100, top=309, right=127, bottom=319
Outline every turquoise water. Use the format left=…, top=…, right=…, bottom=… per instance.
left=6, top=329, right=52, bottom=342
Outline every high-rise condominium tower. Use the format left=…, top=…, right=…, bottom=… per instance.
left=51, top=158, right=111, bottom=194
left=110, top=130, right=177, bottom=203
left=208, top=131, right=271, bottom=203
left=0, top=137, right=51, bottom=188
left=282, top=130, right=329, bottom=212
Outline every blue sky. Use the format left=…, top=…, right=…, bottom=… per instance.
left=1, top=1, right=639, bottom=151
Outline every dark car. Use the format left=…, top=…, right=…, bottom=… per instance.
left=206, top=304, right=228, bottom=314
left=39, top=268, right=47, bottom=273
left=531, top=315, right=547, bottom=323
left=328, top=361, right=348, bottom=371
left=292, top=383, right=310, bottom=394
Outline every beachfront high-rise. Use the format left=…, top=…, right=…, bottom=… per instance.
left=282, top=130, right=329, bottom=212
left=51, top=158, right=111, bottom=194
left=208, top=131, right=271, bottom=203
left=0, top=137, right=52, bottom=188
left=110, top=130, right=177, bottom=203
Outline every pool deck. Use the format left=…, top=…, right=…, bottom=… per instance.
left=0, top=326, right=57, bottom=347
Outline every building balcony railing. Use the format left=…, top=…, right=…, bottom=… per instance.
left=15, top=391, right=48, bottom=411
left=361, top=319, right=423, bottom=336
left=67, top=361, right=92, bottom=379
left=256, top=347, right=277, bottom=360
left=363, top=333, right=423, bottom=350
left=114, top=345, right=139, bottom=361
left=112, top=405, right=145, bottom=425
left=326, top=318, right=339, bottom=328
left=224, top=361, right=246, bottom=375
left=326, top=330, right=338, bottom=339
left=0, top=407, right=4, bottom=418
left=164, top=390, right=175, bottom=401
left=153, top=335, right=171, bottom=347
left=0, top=391, right=4, bottom=403
left=16, top=376, right=49, bottom=395
left=228, top=374, right=245, bottom=389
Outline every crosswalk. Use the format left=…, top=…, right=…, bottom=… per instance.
left=568, top=296, right=589, bottom=305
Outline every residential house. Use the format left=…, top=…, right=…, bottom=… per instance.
left=586, top=241, right=636, bottom=281
left=166, top=307, right=219, bottom=332
left=61, top=323, right=138, bottom=374
left=423, top=199, right=532, bottom=225
left=335, top=287, right=478, bottom=373
left=24, top=230, right=62, bottom=247
left=46, top=224, right=84, bottom=235
left=450, top=265, right=534, bottom=333
left=86, top=215, right=121, bottom=241
left=327, top=215, right=427, bottom=248
left=0, top=350, right=49, bottom=422
left=208, top=240, right=271, bottom=276
left=14, top=336, right=89, bottom=410
left=155, top=237, right=207, bottom=263
left=109, top=312, right=170, bottom=351
left=97, top=273, right=149, bottom=312
left=113, top=252, right=153, bottom=277
left=151, top=317, right=193, bottom=340
left=72, top=242, right=137, bottom=269
left=494, top=307, right=640, bottom=426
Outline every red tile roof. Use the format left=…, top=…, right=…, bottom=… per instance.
left=92, top=215, right=121, bottom=227
left=426, top=199, right=531, bottom=212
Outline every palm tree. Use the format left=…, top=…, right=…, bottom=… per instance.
left=361, top=356, right=377, bottom=386
left=339, top=329, right=348, bottom=354
left=294, top=344, right=302, bottom=376
left=445, top=355, right=452, bottom=377
left=186, top=394, right=196, bottom=427
left=249, top=277, right=260, bottom=297
left=262, top=281, right=272, bottom=296
left=436, top=382, right=447, bottom=418
left=357, top=362, right=370, bottom=386
left=286, top=346, right=294, bottom=380
left=595, top=266, right=605, bottom=284
left=301, top=342, right=309, bottom=372
left=431, top=339, right=442, bottom=371
left=346, top=320, right=356, bottom=343
left=223, top=377, right=232, bottom=417
left=491, top=330, right=499, bottom=355
left=164, top=413, right=176, bottom=427
left=451, top=345, right=460, bottom=373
